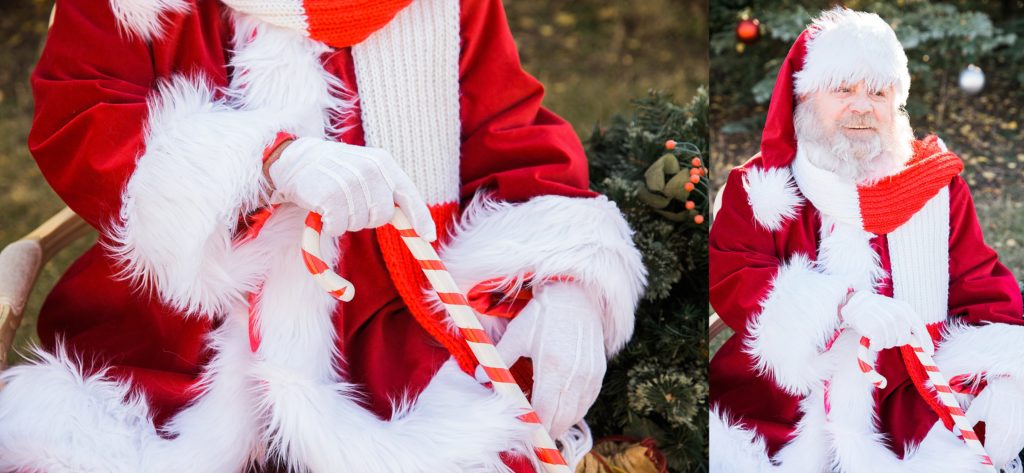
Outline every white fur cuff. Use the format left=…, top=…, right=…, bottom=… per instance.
left=439, top=194, right=646, bottom=356
left=108, top=75, right=283, bottom=317
left=744, top=254, right=848, bottom=395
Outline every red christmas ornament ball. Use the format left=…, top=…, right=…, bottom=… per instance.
left=736, top=19, right=761, bottom=44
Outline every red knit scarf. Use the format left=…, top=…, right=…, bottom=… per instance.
left=222, top=0, right=414, bottom=48
left=857, top=135, right=963, bottom=234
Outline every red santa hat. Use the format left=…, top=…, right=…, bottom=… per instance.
left=760, top=8, right=911, bottom=170
left=746, top=8, right=963, bottom=235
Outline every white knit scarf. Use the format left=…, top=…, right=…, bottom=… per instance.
left=792, top=145, right=951, bottom=325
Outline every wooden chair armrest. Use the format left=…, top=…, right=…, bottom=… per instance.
left=0, top=207, right=93, bottom=371
left=709, top=312, right=727, bottom=342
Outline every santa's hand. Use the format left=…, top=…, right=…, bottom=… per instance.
left=841, top=291, right=934, bottom=354
left=965, top=377, right=1024, bottom=468
left=492, top=282, right=606, bottom=439
left=268, top=137, right=436, bottom=240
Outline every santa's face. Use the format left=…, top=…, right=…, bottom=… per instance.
left=794, top=79, right=910, bottom=182
left=812, top=80, right=896, bottom=146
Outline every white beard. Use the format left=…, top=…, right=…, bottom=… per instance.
left=794, top=98, right=915, bottom=184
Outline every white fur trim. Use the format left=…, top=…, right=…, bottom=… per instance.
left=795, top=8, right=911, bottom=106
left=936, top=323, right=1024, bottom=384
left=237, top=205, right=533, bottom=472
left=352, top=0, right=462, bottom=206
left=709, top=408, right=774, bottom=473
left=106, top=75, right=283, bottom=317
left=1, top=204, right=533, bottom=473
left=936, top=323, right=1024, bottom=468
left=744, top=253, right=848, bottom=396
left=0, top=314, right=261, bottom=472
left=772, top=389, right=831, bottom=472
left=439, top=193, right=646, bottom=356
left=816, top=215, right=886, bottom=292
left=226, top=14, right=353, bottom=138
left=109, top=0, right=189, bottom=41
left=741, top=166, right=804, bottom=231
left=822, top=331, right=899, bottom=473
left=712, top=407, right=983, bottom=473
left=107, top=15, right=354, bottom=318
left=253, top=357, right=532, bottom=472
left=715, top=394, right=988, bottom=473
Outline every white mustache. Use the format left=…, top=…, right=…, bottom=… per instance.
left=838, top=116, right=878, bottom=129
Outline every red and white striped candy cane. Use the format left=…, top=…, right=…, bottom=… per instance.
left=301, top=210, right=571, bottom=473
left=302, top=212, right=355, bottom=302
left=857, top=336, right=887, bottom=389
left=859, top=336, right=996, bottom=472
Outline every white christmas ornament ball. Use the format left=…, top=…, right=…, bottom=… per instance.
left=959, top=64, right=985, bottom=94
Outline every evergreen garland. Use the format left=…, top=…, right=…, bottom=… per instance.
left=585, top=88, right=709, bottom=472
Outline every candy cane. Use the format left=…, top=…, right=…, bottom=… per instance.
left=857, top=336, right=887, bottom=389
left=301, top=213, right=355, bottom=302
left=302, top=210, right=571, bottom=473
left=859, top=336, right=996, bottom=472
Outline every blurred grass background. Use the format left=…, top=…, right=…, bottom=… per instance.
left=0, top=1, right=707, bottom=358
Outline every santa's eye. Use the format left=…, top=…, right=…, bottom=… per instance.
left=835, top=86, right=852, bottom=94
left=873, top=89, right=886, bottom=97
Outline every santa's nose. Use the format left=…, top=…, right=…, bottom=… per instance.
left=848, top=92, right=873, bottom=113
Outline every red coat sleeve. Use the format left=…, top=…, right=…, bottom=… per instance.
left=709, top=164, right=848, bottom=395
left=28, top=0, right=155, bottom=230
left=457, top=0, right=596, bottom=203
left=947, top=176, right=1024, bottom=325
left=709, top=168, right=784, bottom=333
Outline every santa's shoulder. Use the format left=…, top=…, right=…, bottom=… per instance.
left=717, top=154, right=804, bottom=232
left=102, top=0, right=197, bottom=42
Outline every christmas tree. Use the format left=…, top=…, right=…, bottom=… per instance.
left=584, top=88, right=709, bottom=473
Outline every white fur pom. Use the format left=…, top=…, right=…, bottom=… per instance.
left=744, top=253, right=847, bottom=396
left=742, top=166, right=804, bottom=231
left=439, top=193, right=647, bottom=357
left=109, top=0, right=189, bottom=41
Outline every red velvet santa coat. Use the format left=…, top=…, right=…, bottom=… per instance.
left=0, top=0, right=645, bottom=472
left=710, top=151, right=1024, bottom=471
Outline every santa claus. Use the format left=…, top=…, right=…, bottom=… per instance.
left=0, top=1, right=646, bottom=472
left=710, top=7, right=1024, bottom=473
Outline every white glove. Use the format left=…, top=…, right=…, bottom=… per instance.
left=841, top=291, right=934, bottom=354
left=490, top=282, right=606, bottom=439
left=965, top=377, right=1024, bottom=469
left=268, top=136, right=436, bottom=240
